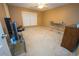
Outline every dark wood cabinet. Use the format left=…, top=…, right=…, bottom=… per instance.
left=61, top=26, right=79, bottom=52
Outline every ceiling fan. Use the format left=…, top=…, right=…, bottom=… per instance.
left=33, top=3, right=48, bottom=9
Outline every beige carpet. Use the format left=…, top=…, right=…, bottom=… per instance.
left=22, top=26, right=77, bottom=56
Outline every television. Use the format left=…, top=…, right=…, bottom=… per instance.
left=12, top=21, right=18, bottom=40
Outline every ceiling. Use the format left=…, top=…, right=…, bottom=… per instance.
left=8, top=3, right=66, bottom=11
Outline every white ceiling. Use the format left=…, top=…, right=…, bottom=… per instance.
left=8, top=3, right=66, bottom=11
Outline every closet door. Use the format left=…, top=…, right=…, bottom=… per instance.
left=22, top=12, right=37, bottom=27
left=30, top=12, right=37, bottom=26
left=22, top=12, right=30, bottom=26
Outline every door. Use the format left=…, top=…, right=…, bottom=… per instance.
left=22, top=12, right=37, bottom=27
left=0, top=22, right=11, bottom=56
left=30, top=12, right=37, bottom=26
left=22, top=12, right=30, bottom=26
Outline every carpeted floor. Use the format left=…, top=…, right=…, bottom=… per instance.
left=22, top=26, right=77, bottom=56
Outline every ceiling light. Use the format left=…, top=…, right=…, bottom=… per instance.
left=37, top=3, right=46, bottom=9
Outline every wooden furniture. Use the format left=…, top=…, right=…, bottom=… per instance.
left=61, top=26, right=79, bottom=52
left=17, top=26, right=25, bottom=32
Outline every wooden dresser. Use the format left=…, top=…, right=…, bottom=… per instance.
left=61, top=26, right=79, bottom=52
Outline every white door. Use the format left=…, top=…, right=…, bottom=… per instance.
left=22, top=12, right=37, bottom=27
left=22, top=12, right=30, bottom=26
left=0, top=22, right=11, bottom=56
left=30, top=13, right=37, bottom=26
